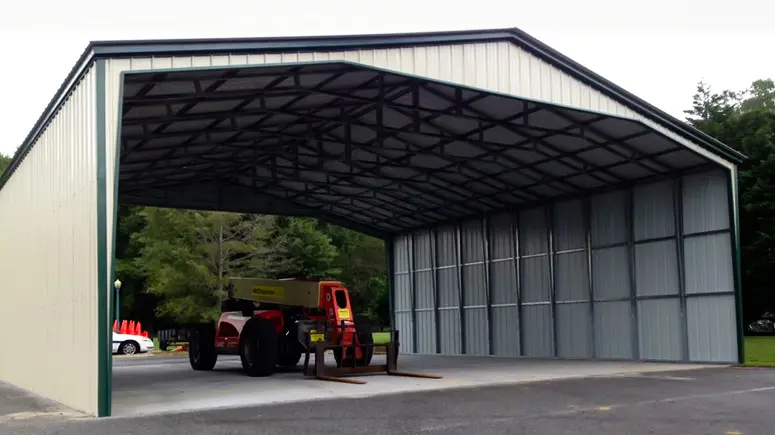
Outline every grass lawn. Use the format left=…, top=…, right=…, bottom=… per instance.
left=745, top=336, right=775, bottom=367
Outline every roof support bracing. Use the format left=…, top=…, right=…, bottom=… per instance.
left=117, top=61, right=724, bottom=235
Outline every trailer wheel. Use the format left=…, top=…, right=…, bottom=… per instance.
left=189, top=324, right=217, bottom=371
left=239, top=317, right=278, bottom=377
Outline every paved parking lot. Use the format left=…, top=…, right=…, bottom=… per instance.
left=3, top=362, right=775, bottom=435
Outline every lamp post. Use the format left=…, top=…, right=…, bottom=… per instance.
left=114, top=279, right=122, bottom=322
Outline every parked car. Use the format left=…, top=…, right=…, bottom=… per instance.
left=748, top=312, right=775, bottom=335
left=113, top=331, right=155, bottom=355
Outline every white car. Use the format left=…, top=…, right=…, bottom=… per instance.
left=113, top=331, right=155, bottom=355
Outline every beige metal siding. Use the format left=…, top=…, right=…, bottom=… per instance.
left=105, top=40, right=732, bottom=191
left=0, top=66, right=99, bottom=415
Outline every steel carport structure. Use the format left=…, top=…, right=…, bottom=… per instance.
left=0, top=28, right=746, bottom=417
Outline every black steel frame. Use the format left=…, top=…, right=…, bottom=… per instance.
left=117, top=61, right=711, bottom=237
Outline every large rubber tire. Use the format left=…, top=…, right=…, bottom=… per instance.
left=239, top=317, right=278, bottom=377
left=189, top=324, right=217, bottom=371
left=333, top=330, right=374, bottom=367
left=278, top=349, right=303, bottom=367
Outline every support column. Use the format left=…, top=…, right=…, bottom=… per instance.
left=627, top=187, right=641, bottom=359
left=673, top=177, right=690, bottom=361
left=584, top=196, right=597, bottom=358
left=547, top=204, right=558, bottom=357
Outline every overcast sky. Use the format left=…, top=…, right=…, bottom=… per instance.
left=0, top=0, right=772, bottom=156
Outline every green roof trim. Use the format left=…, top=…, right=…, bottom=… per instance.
left=0, top=27, right=746, bottom=193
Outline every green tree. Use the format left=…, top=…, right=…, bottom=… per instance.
left=251, top=216, right=340, bottom=279
left=0, top=153, right=10, bottom=175
left=130, top=208, right=265, bottom=323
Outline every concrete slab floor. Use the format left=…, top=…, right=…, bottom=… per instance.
left=111, top=353, right=718, bottom=417
left=0, top=381, right=87, bottom=424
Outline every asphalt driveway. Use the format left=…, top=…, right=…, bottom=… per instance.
left=3, top=365, right=774, bottom=435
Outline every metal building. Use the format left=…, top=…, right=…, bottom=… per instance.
left=0, top=28, right=745, bottom=417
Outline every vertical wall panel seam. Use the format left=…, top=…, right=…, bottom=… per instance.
left=547, top=205, right=558, bottom=357
left=456, top=224, right=466, bottom=354
left=409, top=233, right=417, bottom=354
left=431, top=228, right=441, bottom=355
left=513, top=211, right=524, bottom=356
left=584, top=196, right=596, bottom=358
left=483, top=216, right=493, bottom=355
left=674, top=176, right=690, bottom=361
left=628, top=186, right=641, bottom=360
left=386, top=238, right=396, bottom=338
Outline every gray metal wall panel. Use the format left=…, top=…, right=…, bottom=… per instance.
left=592, top=246, right=630, bottom=300
left=395, top=312, right=414, bottom=353
left=489, top=213, right=515, bottom=259
left=436, top=225, right=457, bottom=267
left=553, top=199, right=586, bottom=251
left=635, top=240, right=679, bottom=297
left=439, top=309, right=462, bottom=354
left=633, top=180, right=676, bottom=241
left=684, top=233, right=734, bottom=294
left=683, top=170, right=730, bottom=234
left=437, top=268, right=460, bottom=308
left=594, top=301, right=634, bottom=359
left=393, top=235, right=410, bottom=272
left=464, top=307, right=489, bottom=355
left=394, top=273, right=412, bottom=311
left=490, top=260, right=517, bottom=305
left=590, top=190, right=628, bottom=247
left=555, top=251, right=588, bottom=301
left=412, top=230, right=433, bottom=270
left=491, top=306, right=520, bottom=356
left=415, top=310, right=436, bottom=354
left=686, top=295, right=737, bottom=362
left=521, top=256, right=550, bottom=303
left=638, top=299, right=682, bottom=361
left=390, top=171, right=736, bottom=363
left=463, top=264, right=487, bottom=306
left=520, top=207, right=548, bottom=255
left=461, top=219, right=484, bottom=263
left=556, top=303, right=593, bottom=358
left=414, top=270, right=435, bottom=309
left=522, top=305, right=554, bottom=357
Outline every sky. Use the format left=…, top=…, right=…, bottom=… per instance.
left=0, top=0, right=773, bottom=156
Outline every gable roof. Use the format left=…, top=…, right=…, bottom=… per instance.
left=1, top=27, right=744, bottom=191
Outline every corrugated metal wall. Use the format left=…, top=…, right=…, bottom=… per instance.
left=0, top=65, right=101, bottom=414
left=391, top=169, right=738, bottom=363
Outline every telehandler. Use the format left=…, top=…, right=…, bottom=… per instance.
left=187, top=278, right=378, bottom=377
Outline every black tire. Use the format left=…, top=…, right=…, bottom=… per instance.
left=119, top=340, right=139, bottom=355
left=159, top=340, right=168, bottom=352
left=239, top=317, right=278, bottom=377
left=189, top=324, right=218, bottom=371
left=333, top=330, right=374, bottom=367
left=278, top=349, right=303, bottom=367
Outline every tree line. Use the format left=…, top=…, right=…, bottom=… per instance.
left=115, top=207, right=390, bottom=331
left=0, top=78, right=773, bottom=331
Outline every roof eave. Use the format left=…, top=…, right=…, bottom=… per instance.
left=1, top=26, right=745, bottom=191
